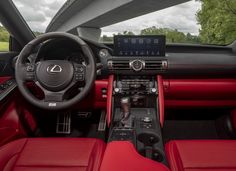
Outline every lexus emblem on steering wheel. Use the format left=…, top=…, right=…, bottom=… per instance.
left=47, top=64, right=63, bottom=73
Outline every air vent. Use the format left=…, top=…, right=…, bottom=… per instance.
left=145, top=60, right=168, bottom=70
left=108, top=60, right=130, bottom=70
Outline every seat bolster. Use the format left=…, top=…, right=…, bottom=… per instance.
left=0, top=138, right=28, bottom=171
left=0, top=138, right=105, bottom=171
left=165, top=141, right=185, bottom=171
left=165, top=140, right=236, bottom=171
left=87, top=139, right=106, bottom=171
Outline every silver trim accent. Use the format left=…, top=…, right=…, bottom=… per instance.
left=56, top=113, right=71, bottom=134
left=98, top=110, right=107, bottom=131
left=99, top=49, right=109, bottom=58
left=107, top=59, right=168, bottom=71
left=107, top=60, right=113, bottom=69
left=129, top=60, right=145, bottom=72
left=161, top=60, right=168, bottom=69
left=48, top=102, right=57, bottom=107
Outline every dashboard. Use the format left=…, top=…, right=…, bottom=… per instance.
left=31, top=35, right=236, bottom=77
left=8, top=35, right=236, bottom=109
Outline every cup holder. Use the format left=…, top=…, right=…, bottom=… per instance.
left=137, top=133, right=159, bottom=146
left=139, top=148, right=164, bottom=162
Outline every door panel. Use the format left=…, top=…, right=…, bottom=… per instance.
left=0, top=50, right=21, bottom=146
left=0, top=52, right=18, bottom=77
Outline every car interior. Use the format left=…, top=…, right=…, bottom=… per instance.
left=0, top=0, right=236, bottom=171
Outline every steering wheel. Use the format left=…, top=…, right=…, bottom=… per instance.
left=15, top=32, right=96, bottom=110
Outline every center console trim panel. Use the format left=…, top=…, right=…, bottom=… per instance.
left=107, top=75, right=168, bottom=165
left=100, top=141, right=170, bottom=171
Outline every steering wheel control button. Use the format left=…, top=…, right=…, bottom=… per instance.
left=26, top=64, right=35, bottom=72
left=74, top=73, right=84, bottom=81
left=74, top=64, right=85, bottom=82
left=75, top=66, right=84, bottom=73
left=25, top=64, right=35, bottom=80
left=26, top=73, right=35, bottom=80
left=130, top=60, right=145, bottom=72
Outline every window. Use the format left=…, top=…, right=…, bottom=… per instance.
left=0, top=23, right=9, bottom=51
left=101, top=0, right=236, bottom=45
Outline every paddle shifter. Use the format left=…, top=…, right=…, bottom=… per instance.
left=120, top=97, right=133, bottom=128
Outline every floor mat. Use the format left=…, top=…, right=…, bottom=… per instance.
left=163, top=120, right=219, bottom=142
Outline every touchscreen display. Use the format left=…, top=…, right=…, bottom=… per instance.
left=113, top=35, right=166, bottom=56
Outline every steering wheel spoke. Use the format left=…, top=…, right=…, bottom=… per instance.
left=34, top=81, right=64, bottom=102
left=44, top=90, right=65, bottom=102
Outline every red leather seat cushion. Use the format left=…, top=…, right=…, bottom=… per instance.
left=0, top=138, right=105, bottom=171
left=100, top=141, right=170, bottom=171
left=165, top=140, right=236, bottom=171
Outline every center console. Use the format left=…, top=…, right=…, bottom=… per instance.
left=106, top=35, right=168, bottom=165
left=108, top=75, right=167, bottom=165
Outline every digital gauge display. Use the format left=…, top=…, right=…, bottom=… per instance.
left=114, top=35, right=166, bottom=57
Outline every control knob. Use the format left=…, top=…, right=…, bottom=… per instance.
left=129, top=60, right=145, bottom=72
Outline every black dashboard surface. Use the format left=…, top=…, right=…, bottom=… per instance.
left=27, top=38, right=236, bottom=77
left=105, top=41, right=236, bottom=76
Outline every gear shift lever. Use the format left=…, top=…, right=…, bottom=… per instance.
left=121, top=97, right=130, bottom=118
left=120, top=97, right=133, bottom=128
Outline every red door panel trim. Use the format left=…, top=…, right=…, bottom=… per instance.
left=165, top=100, right=236, bottom=108
left=157, top=75, right=164, bottom=128
left=106, top=75, right=114, bottom=127
left=163, top=79, right=236, bottom=108
left=163, top=79, right=236, bottom=100
left=0, top=76, right=12, bottom=84
left=0, top=100, right=27, bottom=146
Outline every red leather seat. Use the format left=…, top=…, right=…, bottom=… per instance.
left=0, top=138, right=105, bottom=171
left=165, top=140, right=236, bottom=171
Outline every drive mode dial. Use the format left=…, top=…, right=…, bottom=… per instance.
left=130, top=60, right=145, bottom=72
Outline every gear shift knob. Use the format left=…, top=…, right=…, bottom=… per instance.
left=120, top=97, right=133, bottom=128
left=121, top=97, right=130, bottom=116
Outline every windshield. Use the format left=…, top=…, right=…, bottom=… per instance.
left=13, top=0, right=66, bottom=33
left=13, top=0, right=236, bottom=45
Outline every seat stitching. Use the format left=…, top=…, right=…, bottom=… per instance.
left=87, top=140, right=105, bottom=171
left=93, top=140, right=102, bottom=171
left=169, top=141, right=185, bottom=171
left=12, top=139, right=29, bottom=168
left=185, top=166, right=236, bottom=169
left=3, top=153, right=20, bottom=171
left=86, top=140, right=98, bottom=171
left=2, top=139, right=28, bottom=170
left=15, top=165, right=88, bottom=168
